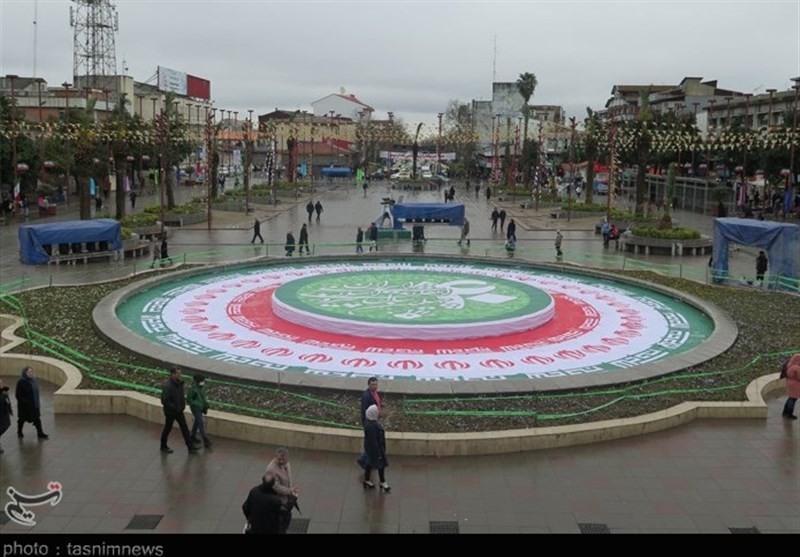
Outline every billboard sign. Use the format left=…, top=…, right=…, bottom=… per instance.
left=157, top=66, right=187, bottom=95
left=187, top=75, right=211, bottom=100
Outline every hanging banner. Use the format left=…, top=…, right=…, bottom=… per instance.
left=124, top=175, right=130, bottom=193
left=89, top=177, right=96, bottom=197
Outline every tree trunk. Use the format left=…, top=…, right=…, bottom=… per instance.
left=635, top=160, right=646, bottom=217
left=165, top=155, right=175, bottom=210
left=585, top=158, right=595, bottom=206
left=115, top=157, right=126, bottom=220
left=76, top=172, right=90, bottom=220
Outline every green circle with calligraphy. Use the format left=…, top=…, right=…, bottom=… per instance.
left=273, top=271, right=552, bottom=325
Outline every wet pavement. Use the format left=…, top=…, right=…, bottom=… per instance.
left=1, top=179, right=798, bottom=535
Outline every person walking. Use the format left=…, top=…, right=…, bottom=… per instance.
left=506, top=218, right=517, bottom=243
left=498, top=209, right=507, bottom=232
left=298, top=223, right=309, bottom=255
left=362, top=404, right=390, bottom=492
left=314, top=201, right=323, bottom=223
left=160, top=237, right=173, bottom=265
left=15, top=366, right=48, bottom=440
left=458, top=217, right=471, bottom=246
left=367, top=222, right=378, bottom=252
left=265, top=447, right=299, bottom=534
left=782, top=353, right=800, bottom=420
left=187, top=374, right=212, bottom=449
left=129, top=190, right=138, bottom=209
left=490, top=208, right=499, bottom=232
left=755, top=250, right=768, bottom=284
left=555, top=229, right=563, bottom=258
left=149, top=237, right=161, bottom=268
left=360, top=376, right=382, bottom=425
left=285, top=230, right=296, bottom=257
left=486, top=185, right=492, bottom=201
left=355, top=226, right=364, bottom=254
left=159, top=367, right=198, bottom=454
left=0, top=378, right=13, bottom=453
left=250, top=218, right=264, bottom=244
left=601, top=219, right=610, bottom=248
left=306, top=201, right=314, bottom=223
left=242, top=473, right=292, bottom=534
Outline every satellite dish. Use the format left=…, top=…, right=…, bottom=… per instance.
left=339, top=86, right=346, bottom=95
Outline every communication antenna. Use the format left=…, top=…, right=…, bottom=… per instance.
left=70, top=0, right=119, bottom=88
left=492, top=35, right=497, bottom=83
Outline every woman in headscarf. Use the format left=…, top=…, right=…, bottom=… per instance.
left=782, top=353, right=800, bottom=420
left=16, top=366, right=48, bottom=439
left=362, top=404, right=390, bottom=492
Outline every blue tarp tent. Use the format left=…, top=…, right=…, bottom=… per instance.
left=19, top=219, right=122, bottom=264
left=390, top=203, right=465, bottom=227
left=321, top=167, right=351, bottom=178
left=712, top=218, right=800, bottom=289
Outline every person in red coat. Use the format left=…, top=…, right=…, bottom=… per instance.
left=782, top=353, right=800, bottom=420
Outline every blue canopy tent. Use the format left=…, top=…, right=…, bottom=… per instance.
left=390, top=203, right=465, bottom=227
left=711, top=218, right=800, bottom=290
left=19, top=219, right=122, bottom=264
left=321, top=167, right=351, bottom=178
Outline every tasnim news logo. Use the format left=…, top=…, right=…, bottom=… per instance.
left=4, top=482, right=63, bottom=527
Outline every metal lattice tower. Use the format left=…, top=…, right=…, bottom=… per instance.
left=70, top=0, right=119, bottom=88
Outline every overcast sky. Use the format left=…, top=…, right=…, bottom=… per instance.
left=1, top=0, right=798, bottom=134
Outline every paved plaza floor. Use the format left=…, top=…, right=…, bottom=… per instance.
left=1, top=180, right=798, bottom=535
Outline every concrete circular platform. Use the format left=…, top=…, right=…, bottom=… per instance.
left=94, top=255, right=737, bottom=394
left=271, top=269, right=555, bottom=340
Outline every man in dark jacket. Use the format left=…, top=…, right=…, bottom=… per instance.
left=298, top=223, right=309, bottom=255
left=160, top=367, right=197, bottom=454
left=242, top=473, right=292, bottom=534
left=306, top=201, right=314, bottom=223
left=16, top=366, right=48, bottom=440
left=0, top=378, right=13, bottom=453
left=314, top=201, right=323, bottom=222
left=360, top=376, right=382, bottom=425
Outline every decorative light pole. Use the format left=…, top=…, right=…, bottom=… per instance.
left=246, top=108, right=253, bottom=213
left=568, top=116, right=578, bottom=223
left=62, top=82, right=72, bottom=205
left=765, top=88, right=777, bottom=128
left=788, top=77, right=800, bottom=212
left=6, top=74, right=19, bottom=188
left=437, top=112, right=443, bottom=176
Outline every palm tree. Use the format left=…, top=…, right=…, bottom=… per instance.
left=583, top=108, right=601, bottom=206
left=516, top=72, right=538, bottom=187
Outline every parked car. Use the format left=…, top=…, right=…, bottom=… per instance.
left=593, top=181, right=609, bottom=195
left=391, top=169, right=411, bottom=180
left=369, top=169, right=386, bottom=180
left=430, top=174, right=450, bottom=186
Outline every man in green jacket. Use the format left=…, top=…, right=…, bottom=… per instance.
left=187, top=374, right=212, bottom=449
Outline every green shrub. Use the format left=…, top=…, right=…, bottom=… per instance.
left=119, top=213, right=159, bottom=228
left=630, top=226, right=701, bottom=240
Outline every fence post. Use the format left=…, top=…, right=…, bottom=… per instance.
left=679, top=263, right=683, bottom=279
left=183, top=253, right=187, bottom=265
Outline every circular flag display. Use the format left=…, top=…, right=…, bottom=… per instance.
left=116, top=260, right=714, bottom=381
